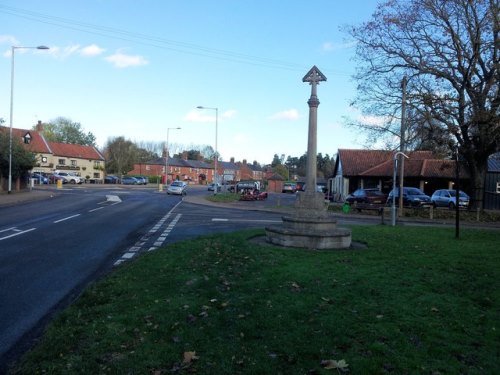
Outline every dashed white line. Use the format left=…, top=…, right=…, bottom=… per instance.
left=54, top=214, right=81, bottom=223
left=113, top=201, right=183, bottom=266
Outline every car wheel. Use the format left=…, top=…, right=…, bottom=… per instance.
left=448, top=202, right=455, bottom=210
left=70, top=180, right=76, bottom=184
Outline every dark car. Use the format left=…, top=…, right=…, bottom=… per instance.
left=387, top=187, right=432, bottom=207
left=235, top=181, right=259, bottom=193
left=345, top=188, right=387, bottom=205
left=431, top=189, right=470, bottom=209
left=31, top=172, right=48, bottom=184
left=104, top=175, right=120, bottom=184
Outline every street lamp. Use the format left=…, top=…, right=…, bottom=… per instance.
left=391, top=151, right=409, bottom=226
left=165, top=127, right=181, bottom=185
left=8, top=45, right=50, bottom=194
left=196, top=106, right=218, bottom=195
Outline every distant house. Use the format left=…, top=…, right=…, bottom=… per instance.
left=237, top=159, right=264, bottom=182
left=331, top=149, right=470, bottom=201
left=130, top=152, right=213, bottom=184
left=1, top=122, right=105, bottom=190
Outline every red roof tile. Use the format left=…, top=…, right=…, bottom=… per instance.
left=337, top=149, right=467, bottom=178
left=49, top=142, right=104, bottom=160
left=1, top=126, right=51, bottom=153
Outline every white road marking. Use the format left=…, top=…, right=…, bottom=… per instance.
left=0, top=227, right=36, bottom=241
left=0, top=227, right=16, bottom=233
left=114, top=201, right=183, bottom=266
left=212, top=218, right=282, bottom=223
left=54, top=214, right=81, bottom=223
left=89, top=207, right=105, bottom=212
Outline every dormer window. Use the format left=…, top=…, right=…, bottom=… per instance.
left=23, top=132, right=32, bottom=144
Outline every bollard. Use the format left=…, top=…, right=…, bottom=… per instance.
left=56, top=179, right=62, bottom=189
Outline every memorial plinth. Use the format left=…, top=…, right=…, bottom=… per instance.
left=265, top=66, right=352, bottom=250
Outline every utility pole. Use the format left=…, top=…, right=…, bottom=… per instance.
left=399, top=76, right=407, bottom=215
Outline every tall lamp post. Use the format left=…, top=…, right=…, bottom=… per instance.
left=392, top=151, right=409, bottom=226
left=165, top=127, right=181, bottom=185
left=196, top=106, right=218, bottom=195
left=8, top=45, right=50, bottom=194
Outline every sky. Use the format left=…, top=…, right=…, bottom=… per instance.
left=0, top=1, right=380, bottom=165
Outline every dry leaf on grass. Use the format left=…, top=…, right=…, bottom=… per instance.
left=183, top=351, right=199, bottom=364
left=321, top=359, right=349, bottom=371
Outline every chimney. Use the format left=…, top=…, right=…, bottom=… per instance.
left=243, top=159, right=247, bottom=165
left=182, top=151, right=188, bottom=160
left=36, top=120, right=44, bottom=132
left=230, top=157, right=235, bottom=163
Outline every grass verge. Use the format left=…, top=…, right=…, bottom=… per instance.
left=10, top=226, right=500, bottom=374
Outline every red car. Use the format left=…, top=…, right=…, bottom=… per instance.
left=48, top=174, right=67, bottom=184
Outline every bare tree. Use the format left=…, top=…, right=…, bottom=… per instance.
left=104, top=136, right=137, bottom=176
left=345, top=0, right=499, bottom=209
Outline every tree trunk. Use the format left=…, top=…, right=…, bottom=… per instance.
left=468, top=159, right=487, bottom=210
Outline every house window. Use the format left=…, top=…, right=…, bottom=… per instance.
left=94, top=161, right=101, bottom=168
left=93, top=173, right=100, bottom=178
left=496, top=182, right=500, bottom=194
left=58, top=159, right=66, bottom=165
left=71, top=160, right=77, bottom=167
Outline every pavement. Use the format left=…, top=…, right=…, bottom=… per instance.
left=0, top=187, right=60, bottom=208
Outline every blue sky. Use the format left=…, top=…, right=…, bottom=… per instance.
left=0, top=1, right=379, bottom=165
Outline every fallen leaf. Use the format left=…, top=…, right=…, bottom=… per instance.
left=183, top=351, right=199, bottom=364
left=321, top=359, right=349, bottom=371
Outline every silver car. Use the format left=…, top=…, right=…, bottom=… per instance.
left=431, top=189, right=469, bottom=209
left=167, top=181, right=187, bottom=195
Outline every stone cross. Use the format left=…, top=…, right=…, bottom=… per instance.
left=302, top=66, right=327, bottom=195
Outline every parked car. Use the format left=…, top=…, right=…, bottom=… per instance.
left=431, top=189, right=470, bottom=209
left=386, top=187, right=432, bottom=207
left=345, top=188, right=387, bottom=205
left=282, top=182, right=297, bottom=193
left=53, top=171, right=83, bottom=184
left=235, top=181, right=259, bottom=193
left=208, top=183, right=221, bottom=192
left=167, top=181, right=187, bottom=195
left=104, top=175, right=120, bottom=184
left=30, top=172, right=48, bottom=184
left=121, top=176, right=139, bottom=185
left=134, top=176, right=148, bottom=185
left=295, top=181, right=305, bottom=192
left=48, top=174, right=67, bottom=184
left=300, top=184, right=325, bottom=193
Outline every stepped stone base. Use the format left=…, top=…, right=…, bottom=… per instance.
left=265, top=207, right=352, bottom=250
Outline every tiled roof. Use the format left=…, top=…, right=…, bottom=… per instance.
left=1, top=126, right=52, bottom=153
left=337, top=149, right=469, bottom=178
left=218, top=161, right=239, bottom=170
left=49, top=142, right=105, bottom=160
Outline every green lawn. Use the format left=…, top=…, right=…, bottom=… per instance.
left=10, top=226, right=500, bottom=374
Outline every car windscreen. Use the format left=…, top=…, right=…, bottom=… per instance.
left=407, top=189, right=424, bottom=195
